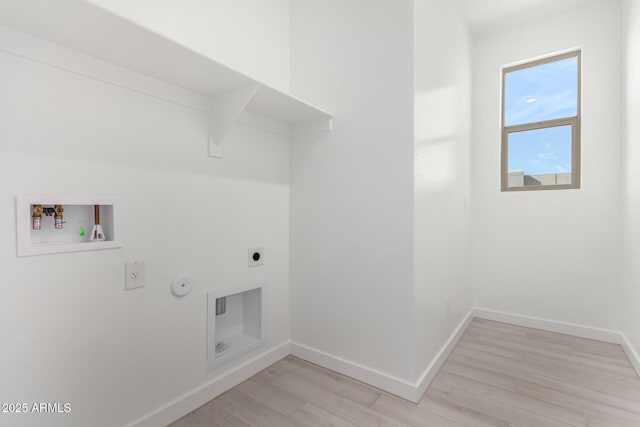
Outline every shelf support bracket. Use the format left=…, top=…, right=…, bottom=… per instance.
left=292, top=116, right=333, bottom=137
left=209, top=84, right=260, bottom=158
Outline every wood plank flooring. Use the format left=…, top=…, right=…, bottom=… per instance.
left=170, top=319, right=640, bottom=426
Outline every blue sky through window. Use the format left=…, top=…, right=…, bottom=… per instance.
left=508, top=125, right=572, bottom=174
left=505, top=55, right=577, bottom=176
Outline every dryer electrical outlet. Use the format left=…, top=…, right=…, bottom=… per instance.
left=248, top=248, right=263, bottom=267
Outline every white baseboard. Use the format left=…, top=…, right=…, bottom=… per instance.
left=123, top=310, right=640, bottom=427
left=473, top=308, right=623, bottom=344
left=621, top=333, right=640, bottom=377
left=291, top=308, right=475, bottom=403
left=415, top=309, right=475, bottom=401
left=124, top=311, right=475, bottom=427
left=290, top=341, right=418, bottom=401
left=125, top=341, right=291, bottom=427
left=473, top=307, right=640, bottom=378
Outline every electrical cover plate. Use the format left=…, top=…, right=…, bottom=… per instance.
left=248, top=248, right=263, bottom=267
left=125, top=261, right=145, bottom=290
left=171, top=273, right=193, bottom=297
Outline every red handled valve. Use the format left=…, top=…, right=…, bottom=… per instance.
left=32, top=204, right=43, bottom=230
left=54, top=204, right=64, bottom=229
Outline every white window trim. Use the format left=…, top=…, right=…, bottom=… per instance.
left=501, top=50, right=582, bottom=192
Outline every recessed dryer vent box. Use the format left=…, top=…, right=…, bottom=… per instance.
left=16, top=195, right=122, bottom=256
left=207, top=282, right=265, bottom=370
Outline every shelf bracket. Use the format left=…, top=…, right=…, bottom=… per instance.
left=292, top=116, right=333, bottom=137
left=208, top=84, right=260, bottom=158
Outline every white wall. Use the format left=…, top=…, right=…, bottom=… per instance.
left=290, top=0, right=417, bottom=382
left=87, top=0, right=291, bottom=92
left=472, top=0, right=623, bottom=329
left=0, top=27, right=290, bottom=427
left=622, top=0, right=640, bottom=353
left=413, top=0, right=473, bottom=378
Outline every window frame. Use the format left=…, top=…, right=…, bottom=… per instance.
left=500, top=50, right=581, bottom=192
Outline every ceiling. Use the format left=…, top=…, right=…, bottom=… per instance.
left=458, top=0, right=596, bottom=35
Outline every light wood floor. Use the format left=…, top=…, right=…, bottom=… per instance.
left=170, top=319, right=640, bottom=426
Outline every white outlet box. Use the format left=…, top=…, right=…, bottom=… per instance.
left=248, top=248, right=263, bottom=267
left=207, top=282, right=265, bottom=370
left=16, top=195, right=122, bottom=257
left=125, top=261, right=146, bottom=290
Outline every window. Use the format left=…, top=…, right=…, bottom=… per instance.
left=501, top=51, right=581, bottom=191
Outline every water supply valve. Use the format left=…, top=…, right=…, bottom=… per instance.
left=54, top=204, right=64, bottom=229
left=32, top=204, right=43, bottom=230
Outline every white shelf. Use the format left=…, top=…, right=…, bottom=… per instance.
left=0, top=0, right=333, bottom=157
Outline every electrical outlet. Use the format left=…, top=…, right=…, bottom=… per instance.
left=125, top=261, right=146, bottom=290
left=248, top=248, right=264, bottom=267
